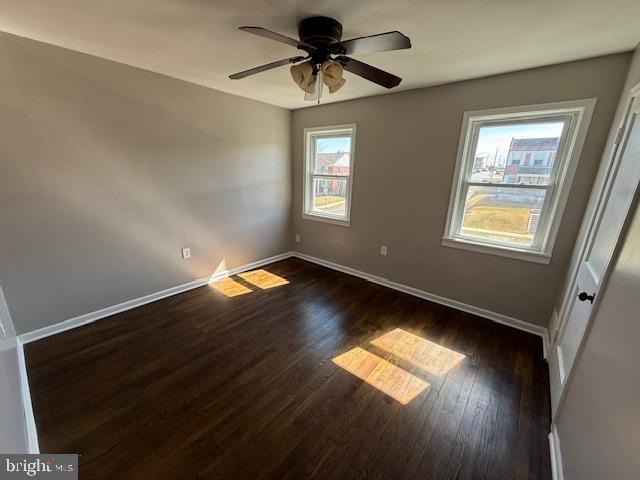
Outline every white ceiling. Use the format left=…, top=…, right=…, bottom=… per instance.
left=1, top=0, right=639, bottom=109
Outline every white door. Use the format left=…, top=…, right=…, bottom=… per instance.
left=550, top=90, right=640, bottom=413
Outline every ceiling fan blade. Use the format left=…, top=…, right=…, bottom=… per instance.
left=229, top=56, right=305, bottom=79
left=335, top=56, right=402, bottom=89
left=239, top=26, right=315, bottom=51
left=332, top=31, right=411, bottom=56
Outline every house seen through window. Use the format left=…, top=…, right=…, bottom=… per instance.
left=303, top=125, right=356, bottom=226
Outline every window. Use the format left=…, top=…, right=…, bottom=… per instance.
left=443, top=99, right=595, bottom=263
left=303, top=125, right=356, bottom=226
left=533, top=152, right=546, bottom=165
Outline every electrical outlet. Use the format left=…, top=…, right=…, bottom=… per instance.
left=380, top=245, right=388, bottom=256
left=295, top=233, right=301, bottom=243
left=181, top=247, right=191, bottom=259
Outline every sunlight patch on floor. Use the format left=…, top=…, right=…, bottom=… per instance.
left=210, top=277, right=253, bottom=297
left=238, top=269, right=289, bottom=289
left=371, top=328, right=465, bottom=376
left=332, top=347, right=430, bottom=405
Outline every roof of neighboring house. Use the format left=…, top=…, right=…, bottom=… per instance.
left=510, top=137, right=559, bottom=151
left=334, top=154, right=350, bottom=167
left=316, top=152, right=350, bottom=168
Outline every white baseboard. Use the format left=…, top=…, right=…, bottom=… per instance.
left=18, top=249, right=549, bottom=355
left=549, top=424, right=564, bottom=480
left=291, top=252, right=549, bottom=357
left=16, top=339, right=39, bottom=453
left=18, top=252, right=295, bottom=345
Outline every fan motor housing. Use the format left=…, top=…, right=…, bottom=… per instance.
left=298, top=16, right=343, bottom=48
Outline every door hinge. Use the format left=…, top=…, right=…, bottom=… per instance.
left=615, top=126, right=625, bottom=145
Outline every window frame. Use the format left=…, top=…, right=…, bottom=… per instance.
left=443, top=99, right=596, bottom=264
left=302, top=124, right=357, bottom=227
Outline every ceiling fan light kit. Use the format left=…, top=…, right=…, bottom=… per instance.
left=305, top=70, right=323, bottom=103
left=322, top=60, right=346, bottom=93
left=229, top=16, right=411, bottom=103
left=290, top=62, right=316, bottom=93
left=290, top=60, right=345, bottom=103
left=328, top=78, right=346, bottom=94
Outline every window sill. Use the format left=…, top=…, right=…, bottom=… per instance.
left=302, top=212, right=351, bottom=228
left=442, top=236, right=551, bottom=264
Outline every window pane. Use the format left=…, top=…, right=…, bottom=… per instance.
left=312, top=178, right=347, bottom=217
left=469, top=121, right=565, bottom=186
left=314, top=136, right=351, bottom=176
left=460, top=185, right=547, bottom=247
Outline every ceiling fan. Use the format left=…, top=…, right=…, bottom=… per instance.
left=229, top=16, right=411, bottom=102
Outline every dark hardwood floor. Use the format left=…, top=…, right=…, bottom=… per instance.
left=26, top=258, right=552, bottom=479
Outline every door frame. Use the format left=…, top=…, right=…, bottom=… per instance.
left=0, top=285, right=16, bottom=339
left=550, top=81, right=640, bottom=422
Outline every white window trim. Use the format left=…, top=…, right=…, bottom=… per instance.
left=443, top=99, right=596, bottom=264
left=302, top=124, right=356, bottom=227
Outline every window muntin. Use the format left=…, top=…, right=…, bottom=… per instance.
left=303, top=125, right=356, bottom=225
left=444, top=100, right=595, bottom=261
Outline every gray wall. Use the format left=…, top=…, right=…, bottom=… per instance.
left=556, top=45, right=640, bottom=480
left=0, top=33, right=291, bottom=334
left=291, top=54, right=630, bottom=328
